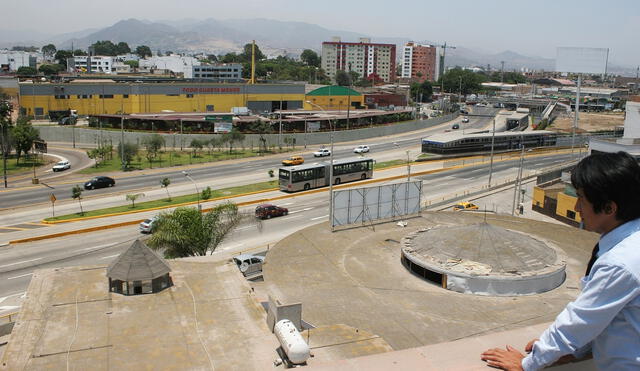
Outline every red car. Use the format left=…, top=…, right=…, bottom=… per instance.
left=255, top=204, right=288, bottom=219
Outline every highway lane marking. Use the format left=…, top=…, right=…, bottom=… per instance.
left=310, top=215, right=328, bottom=221
left=7, top=273, right=33, bottom=280
left=0, top=305, right=20, bottom=311
left=0, top=292, right=25, bottom=303
left=78, top=242, right=122, bottom=252
left=0, top=258, right=42, bottom=268
left=289, top=207, right=313, bottom=214
left=99, top=254, right=120, bottom=260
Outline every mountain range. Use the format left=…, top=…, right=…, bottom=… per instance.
left=0, top=18, right=634, bottom=75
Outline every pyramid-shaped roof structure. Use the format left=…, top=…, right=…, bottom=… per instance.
left=106, top=239, right=171, bottom=281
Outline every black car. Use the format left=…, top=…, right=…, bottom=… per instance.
left=84, top=176, right=115, bottom=190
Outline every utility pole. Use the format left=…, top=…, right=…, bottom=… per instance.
left=488, top=118, right=496, bottom=186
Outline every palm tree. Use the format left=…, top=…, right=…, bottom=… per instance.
left=71, top=185, right=83, bottom=215
left=147, top=203, right=246, bottom=258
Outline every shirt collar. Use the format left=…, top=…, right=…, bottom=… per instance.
left=599, top=218, right=640, bottom=256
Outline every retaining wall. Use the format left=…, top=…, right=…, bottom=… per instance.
left=35, top=114, right=458, bottom=149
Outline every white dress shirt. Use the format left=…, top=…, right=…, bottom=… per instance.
left=522, top=218, right=640, bottom=370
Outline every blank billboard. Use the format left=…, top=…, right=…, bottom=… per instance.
left=556, top=47, right=608, bottom=74
left=332, top=181, right=422, bottom=227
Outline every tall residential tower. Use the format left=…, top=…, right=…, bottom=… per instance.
left=401, top=42, right=439, bottom=82
left=321, top=37, right=396, bottom=84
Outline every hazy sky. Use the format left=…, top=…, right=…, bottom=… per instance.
left=5, top=0, right=640, bottom=66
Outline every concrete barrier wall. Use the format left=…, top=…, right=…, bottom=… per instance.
left=35, top=113, right=457, bottom=149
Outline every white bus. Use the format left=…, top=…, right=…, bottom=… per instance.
left=279, top=157, right=374, bottom=192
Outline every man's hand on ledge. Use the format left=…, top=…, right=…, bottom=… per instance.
left=481, top=345, right=525, bottom=371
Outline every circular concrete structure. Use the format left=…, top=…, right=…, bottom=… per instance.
left=401, top=222, right=567, bottom=296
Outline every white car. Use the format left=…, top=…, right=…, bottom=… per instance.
left=461, top=117, right=469, bottom=123
left=139, top=216, right=158, bottom=234
left=313, top=148, right=331, bottom=157
left=354, top=145, right=370, bottom=154
left=52, top=160, right=70, bottom=172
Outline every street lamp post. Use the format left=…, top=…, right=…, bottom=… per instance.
left=182, top=170, right=201, bottom=211
left=306, top=101, right=334, bottom=229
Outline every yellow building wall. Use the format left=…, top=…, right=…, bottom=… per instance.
left=532, top=186, right=545, bottom=208
left=20, top=93, right=304, bottom=116
left=304, top=95, right=365, bottom=111
left=556, top=192, right=581, bottom=223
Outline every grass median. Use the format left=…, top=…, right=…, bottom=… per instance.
left=45, top=180, right=279, bottom=222
left=45, top=159, right=413, bottom=222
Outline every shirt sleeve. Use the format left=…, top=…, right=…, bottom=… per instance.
left=521, top=263, right=640, bottom=371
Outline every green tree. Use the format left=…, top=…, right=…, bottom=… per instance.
left=190, top=138, right=204, bottom=157
left=87, top=148, right=100, bottom=167
left=11, top=118, right=39, bottom=163
left=222, top=129, right=245, bottom=154
left=220, top=52, right=239, bottom=63
left=142, top=134, right=165, bottom=168
left=54, top=50, right=74, bottom=68
left=117, top=142, right=139, bottom=170
left=440, top=68, right=486, bottom=95
left=147, top=203, right=242, bottom=258
left=1, top=101, right=14, bottom=181
left=160, top=177, right=171, bottom=201
left=124, top=60, right=139, bottom=69
left=135, top=45, right=152, bottom=58
left=116, top=42, right=131, bottom=55
left=300, top=49, right=320, bottom=67
left=249, top=121, right=272, bottom=153
left=126, top=193, right=144, bottom=208
left=335, top=70, right=350, bottom=86
left=41, top=44, right=56, bottom=61
left=90, top=40, right=118, bottom=56
left=73, top=49, right=88, bottom=56
left=71, top=185, right=84, bottom=215
left=240, top=43, right=265, bottom=62
left=38, top=64, right=65, bottom=76
left=410, top=80, right=434, bottom=103
left=16, top=66, right=37, bottom=76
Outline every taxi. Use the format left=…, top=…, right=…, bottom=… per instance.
left=453, top=202, right=479, bottom=211
left=282, top=155, right=305, bottom=166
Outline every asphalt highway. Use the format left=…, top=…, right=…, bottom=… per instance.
left=0, top=150, right=573, bottom=304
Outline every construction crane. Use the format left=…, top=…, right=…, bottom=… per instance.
left=431, top=42, right=457, bottom=81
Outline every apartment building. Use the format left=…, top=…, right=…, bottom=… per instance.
left=401, top=42, right=438, bottom=82
left=67, top=56, right=114, bottom=74
left=321, top=37, right=396, bottom=83
left=0, top=50, right=38, bottom=72
left=193, top=63, right=243, bottom=80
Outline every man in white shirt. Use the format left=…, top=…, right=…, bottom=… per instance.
left=481, top=151, right=640, bottom=370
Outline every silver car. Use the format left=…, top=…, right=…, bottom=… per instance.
left=139, top=216, right=158, bottom=234
left=233, top=254, right=265, bottom=277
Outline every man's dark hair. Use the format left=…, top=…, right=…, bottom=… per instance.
left=571, top=151, right=640, bottom=222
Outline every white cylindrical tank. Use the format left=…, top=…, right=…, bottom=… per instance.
left=274, top=319, right=310, bottom=364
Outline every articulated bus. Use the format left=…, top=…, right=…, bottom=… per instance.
left=279, top=157, right=374, bottom=192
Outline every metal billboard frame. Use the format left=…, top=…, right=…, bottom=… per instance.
left=332, top=180, right=422, bottom=228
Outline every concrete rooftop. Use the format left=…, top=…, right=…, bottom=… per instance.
left=1, top=212, right=599, bottom=370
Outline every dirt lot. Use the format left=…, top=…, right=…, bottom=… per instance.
left=549, top=111, right=624, bottom=133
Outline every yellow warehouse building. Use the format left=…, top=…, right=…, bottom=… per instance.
left=18, top=80, right=305, bottom=118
